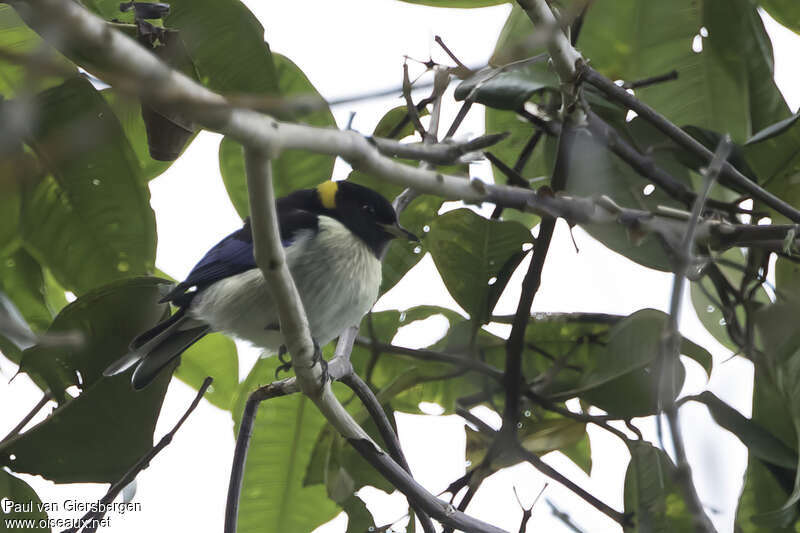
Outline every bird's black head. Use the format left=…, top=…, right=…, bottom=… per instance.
left=314, top=180, right=418, bottom=257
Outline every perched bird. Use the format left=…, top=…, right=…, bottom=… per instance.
left=105, top=180, right=417, bottom=389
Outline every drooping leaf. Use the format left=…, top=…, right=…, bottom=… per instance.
left=0, top=470, right=50, bottom=532
left=689, top=391, right=797, bottom=470
left=18, top=277, right=170, bottom=400
left=0, top=278, right=174, bottom=483
left=165, top=0, right=278, bottom=95
left=454, top=58, right=557, bottom=111
left=22, top=76, right=156, bottom=294
left=219, top=54, right=336, bottom=218
left=426, top=208, right=532, bottom=321
left=232, top=358, right=340, bottom=533
left=0, top=248, right=53, bottom=334
left=624, top=441, right=692, bottom=532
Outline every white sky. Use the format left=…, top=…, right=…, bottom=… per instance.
left=1, top=2, right=799, bottom=532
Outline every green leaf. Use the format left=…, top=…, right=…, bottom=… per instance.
left=101, top=90, right=180, bottom=182
left=18, top=276, right=170, bottom=400
left=747, top=112, right=800, bottom=146
left=219, top=54, right=336, bottom=218
left=0, top=278, right=174, bottom=482
left=0, top=5, right=76, bottom=97
left=576, top=0, right=780, bottom=141
left=691, top=248, right=771, bottom=351
left=22, top=76, right=156, bottom=294
left=751, top=300, right=800, bottom=524
left=0, top=248, right=53, bottom=334
left=760, top=0, right=800, bottom=35
left=744, top=110, right=800, bottom=222
left=548, top=309, right=708, bottom=417
left=175, top=332, right=239, bottom=411
left=454, top=58, right=558, bottom=111
left=735, top=363, right=800, bottom=530
left=373, top=105, right=429, bottom=140
left=624, top=441, right=692, bottom=532
left=342, top=495, right=375, bottom=533
left=426, top=208, right=532, bottom=321
left=690, top=391, right=797, bottom=470
left=165, top=0, right=278, bottom=95
left=562, top=121, right=690, bottom=272
left=0, top=470, right=51, bottom=532
left=232, top=358, right=340, bottom=533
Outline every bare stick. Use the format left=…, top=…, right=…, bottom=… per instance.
left=1, top=391, right=52, bottom=444
left=224, top=381, right=292, bottom=533
left=655, top=139, right=732, bottom=533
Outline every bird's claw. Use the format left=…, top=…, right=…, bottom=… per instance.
left=311, top=340, right=329, bottom=386
left=275, top=345, right=291, bottom=379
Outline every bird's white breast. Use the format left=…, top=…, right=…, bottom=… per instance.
left=187, top=216, right=382, bottom=352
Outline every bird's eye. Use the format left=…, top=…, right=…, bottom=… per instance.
left=362, top=204, right=375, bottom=215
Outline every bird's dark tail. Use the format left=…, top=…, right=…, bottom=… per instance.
left=103, top=307, right=209, bottom=390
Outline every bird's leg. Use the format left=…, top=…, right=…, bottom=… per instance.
left=275, top=344, right=292, bottom=379
left=311, top=340, right=329, bottom=385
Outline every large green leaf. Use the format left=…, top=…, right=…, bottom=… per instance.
left=624, top=441, right=692, bottom=532
left=495, top=1, right=785, bottom=141
left=689, top=391, right=796, bottom=470
left=18, top=277, right=170, bottom=400
left=0, top=5, right=75, bottom=97
left=0, top=278, right=174, bottom=483
left=760, top=0, right=800, bottom=35
left=21, top=76, right=156, bottom=294
left=0, top=470, right=50, bottom=532
left=426, top=208, right=531, bottom=321
left=219, top=54, right=336, bottom=218
left=736, top=362, right=800, bottom=530
left=0, top=248, right=53, bottom=334
left=562, top=122, right=688, bottom=272
left=164, top=0, right=277, bottom=95
left=541, top=310, right=709, bottom=417
left=101, top=90, right=177, bottom=183
left=748, top=300, right=800, bottom=526
left=232, top=358, right=339, bottom=533
left=454, top=58, right=557, bottom=111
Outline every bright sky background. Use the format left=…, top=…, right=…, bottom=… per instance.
left=1, top=1, right=799, bottom=532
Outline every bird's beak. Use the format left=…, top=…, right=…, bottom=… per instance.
left=382, top=222, right=419, bottom=241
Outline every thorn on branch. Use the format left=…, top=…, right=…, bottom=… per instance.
left=621, top=70, right=679, bottom=90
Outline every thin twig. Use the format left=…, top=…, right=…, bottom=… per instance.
left=622, top=70, right=679, bottom=90
left=580, top=65, right=800, bottom=223
left=224, top=380, right=292, bottom=533
left=339, top=372, right=436, bottom=533
left=65, top=377, right=213, bottom=533
left=656, top=138, right=732, bottom=533
left=0, top=391, right=52, bottom=444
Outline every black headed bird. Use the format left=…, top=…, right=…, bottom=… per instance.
left=105, top=181, right=417, bottom=389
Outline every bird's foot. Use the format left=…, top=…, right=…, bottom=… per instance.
left=275, top=345, right=292, bottom=379
left=311, top=340, right=329, bottom=386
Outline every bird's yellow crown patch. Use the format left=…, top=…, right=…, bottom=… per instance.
left=317, top=180, right=338, bottom=209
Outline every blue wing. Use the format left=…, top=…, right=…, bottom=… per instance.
left=161, top=205, right=319, bottom=306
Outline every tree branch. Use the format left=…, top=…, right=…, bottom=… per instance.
left=654, top=139, right=732, bottom=533
left=579, top=65, right=800, bottom=223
